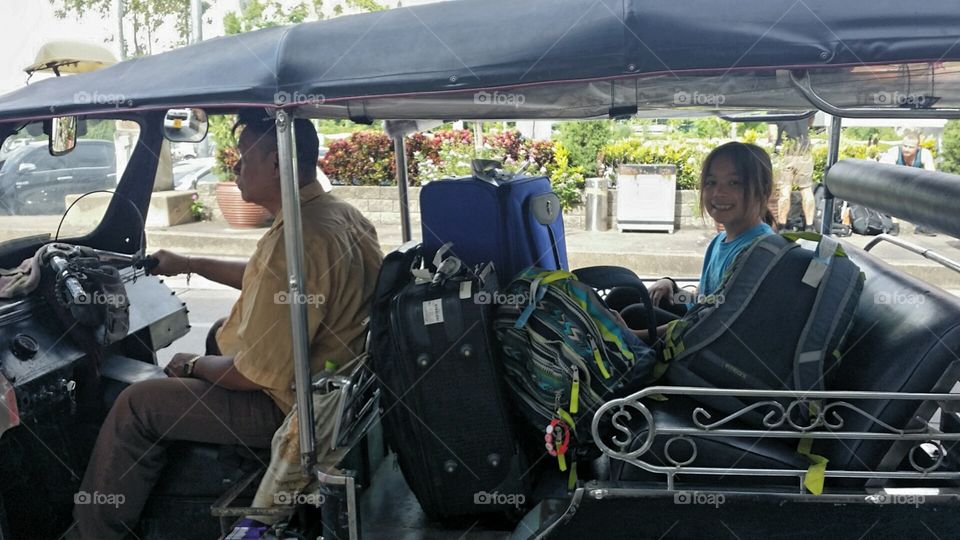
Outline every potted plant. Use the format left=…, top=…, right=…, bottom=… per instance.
left=210, top=118, right=271, bottom=228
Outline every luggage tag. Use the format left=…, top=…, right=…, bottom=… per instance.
left=801, top=235, right=839, bottom=288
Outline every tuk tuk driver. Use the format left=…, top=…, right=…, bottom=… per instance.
left=69, top=109, right=383, bottom=540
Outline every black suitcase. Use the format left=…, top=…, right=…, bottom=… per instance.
left=370, top=245, right=527, bottom=521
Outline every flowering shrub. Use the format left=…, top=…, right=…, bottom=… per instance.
left=190, top=194, right=207, bottom=220
left=320, top=128, right=586, bottom=210
left=320, top=131, right=396, bottom=186
left=527, top=140, right=556, bottom=172
left=215, top=146, right=240, bottom=182
left=484, top=131, right=525, bottom=162
left=434, top=129, right=473, bottom=146
left=404, top=132, right=441, bottom=184
left=545, top=143, right=585, bottom=210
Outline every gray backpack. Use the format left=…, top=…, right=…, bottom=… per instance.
left=661, top=232, right=864, bottom=424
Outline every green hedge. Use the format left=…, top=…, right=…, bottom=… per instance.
left=599, top=139, right=712, bottom=190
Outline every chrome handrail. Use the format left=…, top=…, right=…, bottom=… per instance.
left=863, top=234, right=960, bottom=275
left=592, top=386, right=960, bottom=490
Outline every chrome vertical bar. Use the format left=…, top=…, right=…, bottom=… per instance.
left=819, top=114, right=842, bottom=236
left=393, top=135, right=412, bottom=242
left=276, top=110, right=316, bottom=473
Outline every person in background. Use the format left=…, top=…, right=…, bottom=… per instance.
left=769, top=118, right=816, bottom=232
left=880, top=129, right=938, bottom=236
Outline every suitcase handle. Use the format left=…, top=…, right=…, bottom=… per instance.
left=471, top=158, right=531, bottom=185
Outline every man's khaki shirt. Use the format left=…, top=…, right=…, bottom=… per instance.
left=216, top=182, right=382, bottom=413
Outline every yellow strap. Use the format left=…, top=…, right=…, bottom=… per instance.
left=539, top=270, right=577, bottom=285
left=567, top=462, right=578, bottom=490
left=798, top=437, right=828, bottom=495
left=558, top=408, right=576, bottom=432
left=593, top=347, right=611, bottom=379
left=557, top=453, right=567, bottom=472
left=570, top=377, right=580, bottom=414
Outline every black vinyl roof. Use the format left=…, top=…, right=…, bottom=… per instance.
left=1, top=0, right=959, bottom=122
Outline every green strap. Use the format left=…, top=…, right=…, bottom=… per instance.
left=798, top=437, right=828, bottom=495
left=797, top=401, right=828, bottom=495
left=781, top=231, right=850, bottom=258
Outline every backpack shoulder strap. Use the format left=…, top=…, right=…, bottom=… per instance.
left=668, top=235, right=792, bottom=361
left=793, top=237, right=863, bottom=393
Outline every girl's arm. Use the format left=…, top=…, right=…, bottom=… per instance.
left=631, top=323, right=671, bottom=342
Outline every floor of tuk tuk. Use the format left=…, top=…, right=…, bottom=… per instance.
left=360, top=453, right=517, bottom=539
left=360, top=454, right=960, bottom=539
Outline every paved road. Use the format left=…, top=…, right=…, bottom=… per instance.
left=155, top=279, right=238, bottom=368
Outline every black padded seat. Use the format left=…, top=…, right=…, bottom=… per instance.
left=815, top=242, right=960, bottom=473
left=612, top=242, right=960, bottom=485
left=612, top=394, right=808, bottom=483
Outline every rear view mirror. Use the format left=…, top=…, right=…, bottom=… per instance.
left=49, top=116, right=77, bottom=156
left=163, top=108, right=208, bottom=143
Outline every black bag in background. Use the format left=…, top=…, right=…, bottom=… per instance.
left=849, top=204, right=896, bottom=236
left=812, top=184, right=852, bottom=237
left=368, top=243, right=527, bottom=522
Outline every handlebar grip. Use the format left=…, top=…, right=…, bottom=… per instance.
left=64, top=277, right=88, bottom=305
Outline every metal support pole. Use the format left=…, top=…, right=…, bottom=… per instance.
left=276, top=111, right=317, bottom=473
left=393, top=135, right=412, bottom=242
left=113, top=0, right=126, bottom=60
left=191, top=0, right=203, bottom=43
left=819, top=114, right=842, bottom=236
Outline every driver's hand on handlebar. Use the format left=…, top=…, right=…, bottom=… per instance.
left=148, top=249, right=190, bottom=277
left=648, top=278, right=677, bottom=308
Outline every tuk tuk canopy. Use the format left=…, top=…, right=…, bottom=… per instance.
left=1, top=0, right=960, bottom=122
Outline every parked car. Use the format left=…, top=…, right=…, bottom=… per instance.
left=163, top=108, right=200, bottom=132
left=0, top=139, right=116, bottom=214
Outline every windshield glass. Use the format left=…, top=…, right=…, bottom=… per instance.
left=0, top=119, right=140, bottom=242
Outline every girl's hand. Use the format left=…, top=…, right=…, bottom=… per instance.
left=610, top=309, right=630, bottom=330
left=648, top=278, right=677, bottom=308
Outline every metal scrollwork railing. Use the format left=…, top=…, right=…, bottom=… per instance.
left=591, top=386, right=960, bottom=484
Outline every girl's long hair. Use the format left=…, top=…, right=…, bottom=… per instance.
left=699, top=142, right=776, bottom=228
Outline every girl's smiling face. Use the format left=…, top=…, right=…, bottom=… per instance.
left=702, top=153, right=760, bottom=240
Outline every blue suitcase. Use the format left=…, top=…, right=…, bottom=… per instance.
left=420, top=175, right=569, bottom=284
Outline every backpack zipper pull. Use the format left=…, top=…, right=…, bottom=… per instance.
left=570, top=367, right=580, bottom=414
left=589, top=336, right=611, bottom=379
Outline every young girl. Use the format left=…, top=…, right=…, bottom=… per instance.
left=615, top=141, right=777, bottom=340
